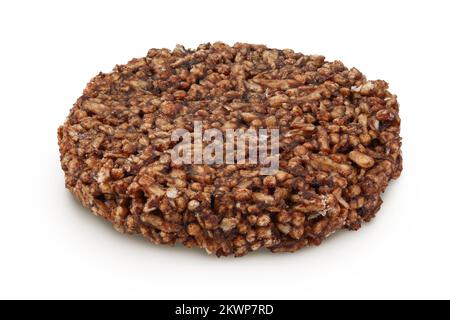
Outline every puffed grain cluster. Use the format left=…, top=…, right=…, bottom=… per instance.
left=58, top=42, right=402, bottom=257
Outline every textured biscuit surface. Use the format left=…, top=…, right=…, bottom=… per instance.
left=58, top=43, right=402, bottom=257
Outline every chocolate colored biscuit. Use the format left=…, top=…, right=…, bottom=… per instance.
left=58, top=43, right=402, bottom=257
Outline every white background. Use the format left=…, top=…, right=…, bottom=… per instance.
left=0, top=0, right=449, bottom=300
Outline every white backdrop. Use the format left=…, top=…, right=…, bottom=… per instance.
left=0, top=0, right=448, bottom=299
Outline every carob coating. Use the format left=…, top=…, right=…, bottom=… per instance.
left=58, top=42, right=402, bottom=257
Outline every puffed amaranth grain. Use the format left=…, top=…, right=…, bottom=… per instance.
left=58, top=42, right=402, bottom=257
